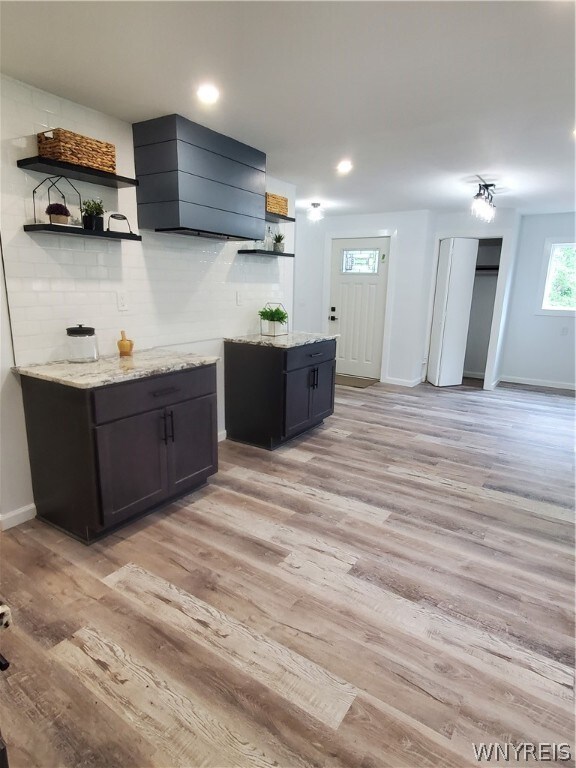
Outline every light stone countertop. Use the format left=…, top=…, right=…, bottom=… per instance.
left=224, top=332, right=338, bottom=348
left=13, top=347, right=219, bottom=389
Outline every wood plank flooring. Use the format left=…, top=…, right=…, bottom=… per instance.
left=0, top=380, right=574, bottom=767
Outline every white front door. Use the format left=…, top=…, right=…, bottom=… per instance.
left=427, top=237, right=479, bottom=387
left=330, top=237, right=389, bottom=378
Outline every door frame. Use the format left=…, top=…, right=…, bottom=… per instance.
left=426, top=220, right=520, bottom=390
left=321, top=227, right=398, bottom=382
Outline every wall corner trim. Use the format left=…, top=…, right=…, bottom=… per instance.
left=218, top=429, right=227, bottom=442
left=0, top=503, right=36, bottom=531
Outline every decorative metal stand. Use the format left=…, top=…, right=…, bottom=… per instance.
left=106, top=212, right=135, bottom=234
left=32, top=175, right=82, bottom=224
left=260, top=302, right=289, bottom=337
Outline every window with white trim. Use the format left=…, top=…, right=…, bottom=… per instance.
left=540, top=242, right=575, bottom=312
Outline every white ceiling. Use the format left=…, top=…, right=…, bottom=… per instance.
left=1, top=1, right=574, bottom=216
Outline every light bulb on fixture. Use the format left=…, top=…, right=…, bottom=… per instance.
left=307, top=202, right=324, bottom=221
left=470, top=180, right=496, bottom=223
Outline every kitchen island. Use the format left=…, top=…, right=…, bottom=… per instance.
left=15, top=348, right=218, bottom=543
left=224, top=332, right=338, bottom=450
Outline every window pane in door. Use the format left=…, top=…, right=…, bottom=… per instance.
left=341, top=249, right=379, bottom=274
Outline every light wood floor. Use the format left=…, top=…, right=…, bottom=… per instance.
left=1, top=380, right=574, bottom=767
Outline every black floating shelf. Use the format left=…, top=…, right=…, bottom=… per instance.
left=265, top=212, right=296, bottom=224
left=155, top=227, right=250, bottom=241
left=17, top=157, right=138, bottom=189
left=238, top=249, right=295, bottom=258
left=23, top=224, right=142, bottom=242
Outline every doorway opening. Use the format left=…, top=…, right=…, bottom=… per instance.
left=427, top=237, right=502, bottom=388
left=464, top=238, right=502, bottom=383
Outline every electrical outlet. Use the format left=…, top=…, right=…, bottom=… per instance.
left=235, top=291, right=242, bottom=306
left=117, top=292, right=129, bottom=312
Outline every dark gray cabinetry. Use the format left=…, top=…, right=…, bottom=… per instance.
left=20, top=365, right=217, bottom=542
left=133, top=114, right=266, bottom=240
left=224, top=340, right=336, bottom=450
left=285, top=359, right=335, bottom=438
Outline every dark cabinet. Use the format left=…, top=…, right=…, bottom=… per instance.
left=96, top=407, right=169, bottom=525
left=284, top=359, right=335, bottom=437
left=20, top=365, right=217, bottom=543
left=224, top=339, right=336, bottom=450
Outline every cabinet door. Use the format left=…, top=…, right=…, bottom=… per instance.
left=284, top=367, right=313, bottom=436
left=167, top=394, right=217, bottom=495
left=312, top=359, right=336, bottom=421
left=96, top=409, right=169, bottom=525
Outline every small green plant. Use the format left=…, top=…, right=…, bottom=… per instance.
left=273, top=233, right=285, bottom=243
left=258, top=306, right=288, bottom=324
left=45, top=202, right=70, bottom=216
left=81, top=199, right=105, bottom=216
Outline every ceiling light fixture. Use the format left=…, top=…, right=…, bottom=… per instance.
left=337, top=159, right=353, bottom=175
left=197, top=83, right=220, bottom=105
left=471, top=177, right=496, bottom=223
left=307, top=202, right=324, bottom=222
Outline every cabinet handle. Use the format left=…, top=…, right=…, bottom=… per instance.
left=151, top=386, right=180, bottom=398
left=308, top=368, right=315, bottom=389
left=314, top=368, right=319, bottom=388
left=309, top=352, right=323, bottom=358
left=169, top=410, right=175, bottom=443
left=161, top=413, right=168, bottom=444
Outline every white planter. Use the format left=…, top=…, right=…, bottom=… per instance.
left=260, top=320, right=288, bottom=337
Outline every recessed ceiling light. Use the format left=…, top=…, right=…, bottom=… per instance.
left=197, top=84, right=220, bottom=105
left=336, top=159, right=353, bottom=175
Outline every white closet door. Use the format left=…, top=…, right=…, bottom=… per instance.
left=427, top=238, right=478, bottom=387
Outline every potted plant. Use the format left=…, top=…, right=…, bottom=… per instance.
left=81, top=199, right=105, bottom=231
left=273, top=232, right=285, bottom=253
left=258, top=303, right=289, bottom=337
left=45, top=202, right=70, bottom=225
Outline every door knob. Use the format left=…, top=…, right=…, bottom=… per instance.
left=329, top=315, right=338, bottom=321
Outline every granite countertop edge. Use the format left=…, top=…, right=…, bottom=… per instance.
left=224, top=332, right=339, bottom=348
left=13, top=348, right=219, bottom=389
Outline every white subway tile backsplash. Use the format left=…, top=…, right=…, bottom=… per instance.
left=2, top=75, right=294, bottom=366
left=5, top=261, right=36, bottom=278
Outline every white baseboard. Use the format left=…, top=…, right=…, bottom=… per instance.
left=218, top=429, right=227, bottom=442
left=499, top=375, right=575, bottom=391
left=0, top=503, right=36, bottom=531
left=380, top=376, right=422, bottom=388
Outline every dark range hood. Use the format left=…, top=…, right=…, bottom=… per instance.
left=132, top=114, right=266, bottom=241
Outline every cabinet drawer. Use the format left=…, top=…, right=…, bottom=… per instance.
left=93, top=364, right=216, bottom=425
left=284, top=340, right=336, bottom=372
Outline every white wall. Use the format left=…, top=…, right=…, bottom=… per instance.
left=294, top=210, right=433, bottom=386
left=0, top=252, right=34, bottom=529
left=0, top=75, right=295, bottom=525
left=499, top=212, right=575, bottom=389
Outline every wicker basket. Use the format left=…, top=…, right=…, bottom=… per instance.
left=265, top=193, right=288, bottom=217
left=37, top=128, right=116, bottom=174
